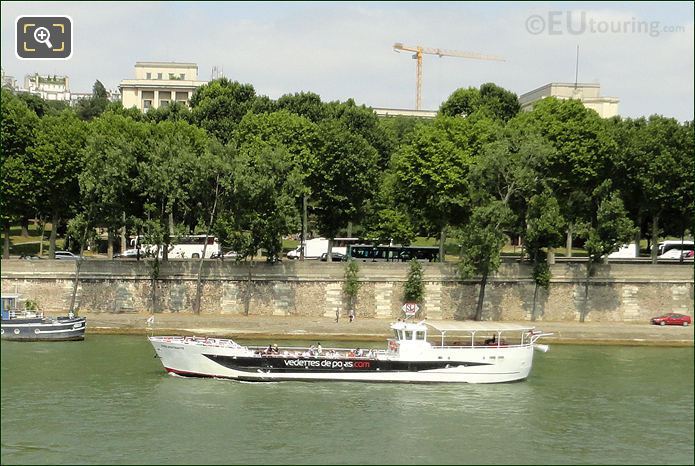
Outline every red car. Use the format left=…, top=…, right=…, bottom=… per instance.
left=650, top=313, right=692, bottom=326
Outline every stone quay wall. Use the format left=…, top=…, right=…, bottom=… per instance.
left=1, top=260, right=692, bottom=322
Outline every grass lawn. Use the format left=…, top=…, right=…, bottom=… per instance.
left=7, top=223, right=65, bottom=256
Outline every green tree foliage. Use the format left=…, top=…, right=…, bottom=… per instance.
left=30, top=111, right=88, bottom=257
left=439, top=83, right=520, bottom=122
left=145, top=101, right=192, bottom=123
left=75, top=80, right=110, bottom=121
left=80, top=113, right=150, bottom=256
left=343, top=259, right=361, bottom=312
left=223, top=143, right=303, bottom=261
left=456, top=201, right=514, bottom=320
left=1, top=89, right=40, bottom=257
left=325, top=99, right=395, bottom=168
left=276, top=92, right=327, bottom=123
left=310, top=120, right=380, bottom=247
left=390, top=115, right=499, bottom=259
left=190, top=78, right=256, bottom=144
left=137, top=120, right=215, bottom=259
left=403, top=259, right=425, bottom=304
left=611, top=115, right=693, bottom=261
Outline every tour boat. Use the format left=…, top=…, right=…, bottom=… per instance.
left=1, top=294, right=86, bottom=342
left=149, top=320, right=552, bottom=383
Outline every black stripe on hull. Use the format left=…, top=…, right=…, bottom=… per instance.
left=204, top=355, right=490, bottom=374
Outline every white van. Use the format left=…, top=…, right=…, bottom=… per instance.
left=287, top=237, right=360, bottom=260
left=607, top=243, right=638, bottom=259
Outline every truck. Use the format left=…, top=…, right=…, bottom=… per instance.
left=286, top=237, right=360, bottom=260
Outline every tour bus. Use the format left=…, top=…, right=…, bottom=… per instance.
left=129, top=235, right=221, bottom=259
left=347, top=244, right=440, bottom=262
left=657, top=240, right=694, bottom=258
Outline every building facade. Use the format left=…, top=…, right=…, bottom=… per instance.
left=23, top=73, right=71, bottom=101
left=119, top=62, right=208, bottom=111
left=519, top=82, right=619, bottom=118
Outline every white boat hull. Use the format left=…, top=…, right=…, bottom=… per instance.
left=149, top=337, right=537, bottom=384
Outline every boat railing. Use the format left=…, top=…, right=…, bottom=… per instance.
left=8, top=310, right=44, bottom=319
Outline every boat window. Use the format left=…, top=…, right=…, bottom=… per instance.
left=404, top=330, right=413, bottom=340
left=415, top=331, right=425, bottom=340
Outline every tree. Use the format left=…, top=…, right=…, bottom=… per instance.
left=310, top=120, right=380, bottom=255
left=511, top=98, right=617, bottom=257
left=439, top=83, right=520, bottom=122
left=30, top=111, right=88, bottom=257
left=80, top=113, right=150, bottom=258
left=75, top=80, right=110, bottom=121
left=145, top=101, right=192, bottom=123
left=456, top=201, right=514, bottom=321
left=403, top=259, right=425, bottom=305
left=390, top=115, right=499, bottom=260
left=343, top=260, right=361, bottom=318
left=1, top=89, right=39, bottom=257
left=611, top=116, right=693, bottom=262
left=276, top=92, right=326, bottom=123
left=524, top=192, right=566, bottom=320
left=580, top=185, right=637, bottom=322
left=190, top=78, right=256, bottom=144
left=222, top=142, right=304, bottom=262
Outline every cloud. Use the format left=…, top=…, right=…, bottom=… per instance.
left=1, top=1, right=692, bottom=120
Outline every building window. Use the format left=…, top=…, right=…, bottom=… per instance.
left=146, top=72, right=151, bottom=79
left=169, top=73, right=175, bottom=79
left=160, top=100, right=170, bottom=107
left=157, top=73, right=162, bottom=80
left=143, top=99, right=152, bottom=110
left=179, top=73, right=185, bottom=80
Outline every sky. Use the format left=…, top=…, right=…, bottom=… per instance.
left=1, top=1, right=693, bottom=120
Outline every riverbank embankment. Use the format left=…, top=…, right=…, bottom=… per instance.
left=81, top=312, right=694, bottom=347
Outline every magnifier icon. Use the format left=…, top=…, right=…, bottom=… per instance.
left=33, top=27, right=53, bottom=49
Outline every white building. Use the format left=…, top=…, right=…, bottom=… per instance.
left=119, top=62, right=208, bottom=111
left=373, top=107, right=437, bottom=118
left=519, top=83, right=619, bottom=118
left=23, top=73, right=71, bottom=101
left=1, top=68, right=18, bottom=90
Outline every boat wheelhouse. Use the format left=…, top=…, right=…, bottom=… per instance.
left=149, top=320, right=551, bottom=384
left=1, top=294, right=86, bottom=342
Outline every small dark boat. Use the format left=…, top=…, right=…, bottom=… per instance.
left=1, top=294, right=86, bottom=341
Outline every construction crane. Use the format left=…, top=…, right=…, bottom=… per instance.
left=393, top=42, right=505, bottom=110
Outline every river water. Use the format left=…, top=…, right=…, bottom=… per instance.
left=1, top=336, right=693, bottom=465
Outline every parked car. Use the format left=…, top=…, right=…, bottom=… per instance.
left=19, top=254, right=42, bottom=260
left=54, top=251, right=81, bottom=260
left=320, top=252, right=347, bottom=262
left=650, top=313, right=691, bottom=326
left=211, top=251, right=240, bottom=260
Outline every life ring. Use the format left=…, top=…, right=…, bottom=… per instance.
left=14, top=328, right=20, bottom=335
left=389, top=340, right=398, bottom=351
left=35, top=328, right=41, bottom=334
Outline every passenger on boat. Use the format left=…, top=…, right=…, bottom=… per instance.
left=317, top=342, right=322, bottom=354
left=484, top=335, right=497, bottom=346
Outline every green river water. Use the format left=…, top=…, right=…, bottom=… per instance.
left=1, top=336, right=693, bottom=465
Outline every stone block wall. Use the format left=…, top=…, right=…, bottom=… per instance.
left=1, top=260, right=692, bottom=322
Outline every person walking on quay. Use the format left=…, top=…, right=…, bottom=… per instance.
left=335, top=308, right=340, bottom=323
left=349, top=309, right=355, bottom=323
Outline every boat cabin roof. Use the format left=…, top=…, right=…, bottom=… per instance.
left=425, top=320, right=536, bottom=333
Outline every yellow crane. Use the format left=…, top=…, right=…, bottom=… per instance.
left=393, top=42, right=505, bottom=110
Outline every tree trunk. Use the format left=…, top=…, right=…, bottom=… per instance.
left=650, top=213, right=660, bottom=264
left=21, top=217, right=29, bottom=238
left=327, top=238, right=333, bottom=262
left=48, top=213, right=59, bottom=259
left=301, top=193, right=307, bottom=261
left=193, top=176, right=219, bottom=314
left=633, top=211, right=642, bottom=258
left=439, top=228, right=446, bottom=263
left=547, top=248, right=555, bottom=265
left=107, top=227, right=114, bottom=259
left=121, top=212, right=127, bottom=254
left=39, top=219, right=46, bottom=256
left=531, top=282, right=539, bottom=322
left=244, top=261, right=254, bottom=316
left=565, top=224, right=573, bottom=257
left=3, top=224, right=10, bottom=259
left=68, top=224, right=90, bottom=316
left=474, top=269, right=488, bottom=321
left=347, top=221, right=353, bottom=238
